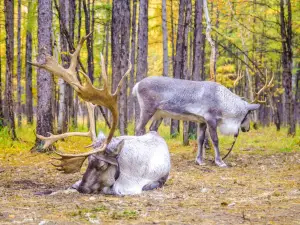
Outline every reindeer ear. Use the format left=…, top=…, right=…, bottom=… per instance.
left=108, top=139, right=125, bottom=157
left=248, top=104, right=260, bottom=111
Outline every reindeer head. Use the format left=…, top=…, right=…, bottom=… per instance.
left=240, top=103, right=260, bottom=132
left=74, top=134, right=125, bottom=194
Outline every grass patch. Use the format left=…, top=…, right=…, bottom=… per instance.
left=111, top=210, right=139, bottom=220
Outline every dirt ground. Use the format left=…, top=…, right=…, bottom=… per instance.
left=0, top=141, right=300, bottom=225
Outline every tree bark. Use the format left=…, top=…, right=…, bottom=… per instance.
left=69, top=0, right=76, bottom=128
left=17, top=0, right=22, bottom=127
left=25, top=33, right=33, bottom=125
left=128, top=0, right=137, bottom=122
left=295, top=63, right=300, bottom=125
left=4, top=0, right=17, bottom=140
left=183, top=0, right=192, bottom=146
left=119, top=0, right=130, bottom=135
left=57, top=0, right=70, bottom=134
left=192, top=0, right=204, bottom=81
left=162, top=0, right=169, bottom=77
left=0, top=23, right=4, bottom=128
left=33, top=0, right=54, bottom=151
left=280, top=0, right=295, bottom=135
left=189, top=0, right=205, bottom=139
left=203, top=0, right=216, bottom=81
left=135, top=0, right=148, bottom=135
left=83, top=0, right=94, bottom=83
left=170, top=0, right=186, bottom=138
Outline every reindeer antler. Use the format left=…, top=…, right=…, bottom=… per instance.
left=251, top=69, right=274, bottom=104
left=233, top=69, right=244, bottom=88
left=30, top=34, right=132, bottom=173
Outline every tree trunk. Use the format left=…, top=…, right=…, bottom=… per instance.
left=25, top=0, right=35, bottom=125
left=0, top=24, right=4, bottom=128
left=33, top=0, right=53, bottom=151
left=17, top=0, right=22, bottom=127
left=188, top=0, right=205, bottom=139
left=203, top=0, right=216, bottom=81
left=57, top=0, right=70, bottom=134
left=170, top=0, right=175, bottom=74
left=170, top=0, right=186, bottom=138
left=183, top=0, right=192, bottom=146
left=128, top=0, right=137, bottom=122
left=295, top=63, right=300, bottom=125
left=119, top=0, right=130, bottom=135
left=83, top=0, right=94, bottom=83
left=135, top=0, right=148, bottom=135
left=69, top=0, right=76, bottom=128
left=280, top=0, right=295, bottom=135
left=4, top=0, right=17, bottom=140
left=162, top=0, right=168, bottom=77
left=192, top=0, right=204, bottom=81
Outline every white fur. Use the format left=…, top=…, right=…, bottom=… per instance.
left=218, top=119, right=240, bottom=136
left=103, top=132, right=170, bottom=195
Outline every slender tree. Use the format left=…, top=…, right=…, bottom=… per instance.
left=182, top=0, right=192, bottom=146
left=162, top=0, right=169, bottom=77
left=33, top=0, right=53, bottom=151
left=112, top=0, right=130, bottom=135
left=17, top=0, right=22, bottom=127
left=135, top=0, right=148, bottom=135
left=4, top=0, right=17, bottom=140
left=203, top=0, right=216, bottom=81
left=170, top=0, right=186, bottom=137
left=128, top=0, right=137, bottom=121
left=25, top=0, right=35, bottom=125
left=0, top=26, right=4, bottom=129
left=83, top=0, right=94, bottom=83
left=280, top=0, right=295, bottom=135
left=57, top=0, right=70, bottom=134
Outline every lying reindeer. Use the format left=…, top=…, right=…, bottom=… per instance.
left=31, top=34, right=170, bottom=195
left=72, top=131, right=170, bottom=195
left=133, top=76, right=272, bottom=167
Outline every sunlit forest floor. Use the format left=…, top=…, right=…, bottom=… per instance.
left=0, top=121, right=300, bottom=224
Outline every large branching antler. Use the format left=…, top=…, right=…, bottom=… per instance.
left=251, top=69, right=274, bottom=104
left=30, top=34, right=132, bottom=173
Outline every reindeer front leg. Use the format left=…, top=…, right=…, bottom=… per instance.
left=207, top=120, right=227, bottom=167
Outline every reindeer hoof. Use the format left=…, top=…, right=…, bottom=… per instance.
left=215, top=159, right=227, bottom=168
left=195, top=159, right=206, bottom=166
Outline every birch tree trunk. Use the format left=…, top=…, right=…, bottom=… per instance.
left=4, top=0, right=17, bottom=140
left=135, top=0, right=148, bottom=135
left=57, top=0, right=70, bottom=134
left=203, top=0, right=216, bottom=81
left=69, top=0, right=76, bottom=128
left=33, top=0, right=53, bottom=151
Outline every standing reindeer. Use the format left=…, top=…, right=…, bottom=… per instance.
left=133, top=76, right=272, bottom=167
left=30, top=34, right=170, bottom=195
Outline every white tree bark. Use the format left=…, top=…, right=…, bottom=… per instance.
left=203, top=0, right=216, bottom=81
